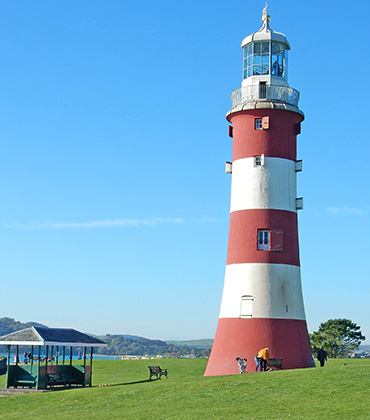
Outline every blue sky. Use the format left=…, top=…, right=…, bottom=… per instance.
left=0, top=0, right=369, bottom=343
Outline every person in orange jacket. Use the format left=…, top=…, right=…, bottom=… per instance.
left=256, top=348, right=269, bottom=371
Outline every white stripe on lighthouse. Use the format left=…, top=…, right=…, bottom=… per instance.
left=230, top=157, right=297, bottom=213
left=218, top=263, right=306, bottom=320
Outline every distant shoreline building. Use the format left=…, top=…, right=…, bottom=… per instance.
left=351, top=351, right=369, bottom=359
left=205, top=8, right=315, bottom=376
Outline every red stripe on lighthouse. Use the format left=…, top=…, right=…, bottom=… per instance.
left=226, top=209, right=300, bottom=266
left=204, top=318, right=315, bottom=376
left=228, top=109, right=303, bottom=162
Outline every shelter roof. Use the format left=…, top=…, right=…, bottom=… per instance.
left=0, top=327, right=107, bottom=347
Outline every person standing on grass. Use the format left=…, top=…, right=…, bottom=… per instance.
left=256, top=348, right=269, bottom=371
left=317, top=347, right=327, bottom=367
left=254, top=354, right=259, bottom=372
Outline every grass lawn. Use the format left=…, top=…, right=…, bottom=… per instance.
left=0, top=358, right=369, bottom=419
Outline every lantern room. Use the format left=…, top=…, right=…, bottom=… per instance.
left=241, top=6, right=290, bottom=88
left=243, top=41, right=288, bottom=80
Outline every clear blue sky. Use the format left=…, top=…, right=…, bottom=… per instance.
left=0, top=0, right=369, bottom=343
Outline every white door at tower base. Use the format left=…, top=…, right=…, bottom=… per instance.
left=240, top=296, right=254, bottom=318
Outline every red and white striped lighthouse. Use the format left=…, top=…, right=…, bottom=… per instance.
left=205, top=8, right=315, bottom=376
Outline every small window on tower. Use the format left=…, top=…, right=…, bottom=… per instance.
left=255, top=117, right=269, bottom=130
left=257, top=230, right=270, bottom=250
left=254, top=154, right=264, bottom=167
left=255, top=118, right=263, bottom=130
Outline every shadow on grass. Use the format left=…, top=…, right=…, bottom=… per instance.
left=97, top=378, right=166, bottom=387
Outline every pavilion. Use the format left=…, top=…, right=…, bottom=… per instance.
left=0, top=326, right=107, bottom=390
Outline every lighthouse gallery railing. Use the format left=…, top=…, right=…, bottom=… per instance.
left=231, top=85, right=300, bottom=108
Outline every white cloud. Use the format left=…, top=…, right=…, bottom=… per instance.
left=191, top=217, right=228, bottom=223
left=324, top=206, right=368, bottom=215
left=3, top=216, right=229, bottom=229
left=5, top=217, right=184, bottom=229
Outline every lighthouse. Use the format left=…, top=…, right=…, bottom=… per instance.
left=204, top=7, right=315, bottom=376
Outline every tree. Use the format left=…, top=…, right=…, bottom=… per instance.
left=310, top=318, right=365, bottom=358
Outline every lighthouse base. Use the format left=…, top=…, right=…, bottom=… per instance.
left=204, top=317, right=315, bottom=376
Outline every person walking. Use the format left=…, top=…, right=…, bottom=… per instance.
left=256, top=348, right=269, bottom=371
left=317, top=347, right=327, bottom=367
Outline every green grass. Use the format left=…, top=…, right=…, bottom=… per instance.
left=0, top=358, right=369, bottom=419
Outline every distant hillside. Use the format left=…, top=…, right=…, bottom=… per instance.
left=0, top=317, right=48, bottom=336
left=0, top=318, right=210, bottom=357
left=95, top=335, right=210, bottom=357
left=166, top=339, right=213, bottom=348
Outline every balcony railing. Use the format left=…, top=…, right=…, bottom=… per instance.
left=230, top=85, right=300, bottom=108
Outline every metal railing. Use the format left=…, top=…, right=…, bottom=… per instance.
left=230, top=85, right=300, bottom=108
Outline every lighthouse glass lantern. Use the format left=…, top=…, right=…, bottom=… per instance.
left=204, top=7, right=315, bottom=376
left=243, top=40, right=287, bottom=80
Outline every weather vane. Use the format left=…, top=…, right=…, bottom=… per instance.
left=262, top=2, right=270, bottom=23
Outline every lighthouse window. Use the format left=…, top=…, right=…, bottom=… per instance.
left=243, top=41, right=287, bottom=80
left=243, top=44, right=253, bottom=78
left=271, top=42, right=287, bottom=77
left=254, top=42, right=270, bottom=76
left=255, top=118, right=263, bottom=130
left=257, top=230, right=270, bottom=250
left=254, top=155, right=264, bottom=167
left=255, top=117, right=269, bottom=130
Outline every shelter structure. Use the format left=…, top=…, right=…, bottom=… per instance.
left=0, top=326, right=107, bottom=390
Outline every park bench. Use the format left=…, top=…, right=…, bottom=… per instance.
left=61, top=373, right=80, bottom=386
left=47, top=372, right=80, bottom=387
left=47, top=373, right=67, bottom=387
left=62, top=374, right=81, bottom=386
left=14, top=374, right=37, bottom=388
left=268, top=358, right=283, bottom=370
left=148, top=366, right=168, bottom=380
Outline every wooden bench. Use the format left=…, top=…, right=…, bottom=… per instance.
left=148, top=366, right=168, bottom=380
left=47, top=373, right=67, bottom=387
left=61, top=373, right=80, bottom=386
left=47, top=372, right=80, bottom=387
left=268, top=358, right=283, bottom=370
left=14, top=374, right=37, bottom=388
